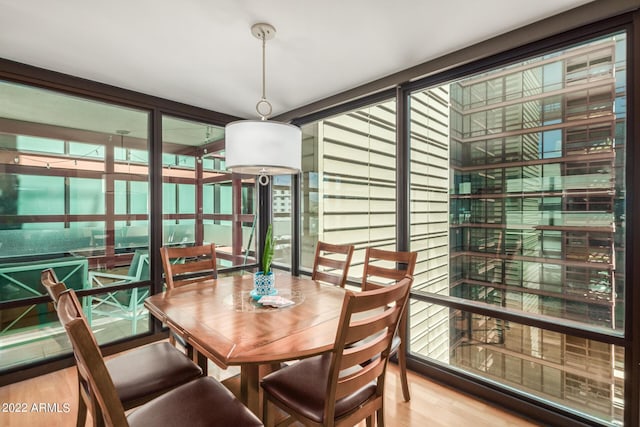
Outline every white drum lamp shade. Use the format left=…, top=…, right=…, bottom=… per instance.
left=225, top=120, right=301, bottom=175
left=224, top=23, right=302, bottom=180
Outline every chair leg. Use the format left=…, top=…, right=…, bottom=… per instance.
left=377, top=406, right=385, bottom=427
left=263, top=395, right=276, bottom=427
left=195, top=350, right=208, bottom=376
left=398, top=314, right=411, bottom=401
left=76, top=382, right=87, bottom=427
left=366, top=415, right=374, bottom=427
left=185, top=342, right=194, bottom=360
left=90, top=397, right=105, bottom=427
left=398, top=343, right=410, bottom=401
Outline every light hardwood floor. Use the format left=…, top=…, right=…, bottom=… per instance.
left=0, top=357, right=541, bottom=427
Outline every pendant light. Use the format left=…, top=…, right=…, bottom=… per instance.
left=225, top=23, right=301, bottom=185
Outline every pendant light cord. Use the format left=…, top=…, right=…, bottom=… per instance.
left=256, top=28, right=272, bottom=120
left=261, top=34, right=266, bottom=103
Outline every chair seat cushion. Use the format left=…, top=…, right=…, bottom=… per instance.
left=261, top=353, right=377, bottom=424
left=107, top=342, right=202, bottom=406
left=127, top=376, right=263, bottom=427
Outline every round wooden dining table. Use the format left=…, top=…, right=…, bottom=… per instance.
left=144, top=272, right=347, bottom=417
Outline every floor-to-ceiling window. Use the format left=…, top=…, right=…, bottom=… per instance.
left=299, top=98, right=397, bottom=277
left=290, top=19, right=632, bottom=425
left=161, top=116, right=256, bottom=270
left=0, top=83, right=256, bottom=375
left=0, top=80, right=151, bottom=370
left=409, top=31, right=626, bottom=425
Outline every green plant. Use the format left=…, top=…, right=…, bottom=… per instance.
left=261, top=224, right=274, bottom=274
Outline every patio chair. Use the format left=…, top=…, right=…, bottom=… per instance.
left=361, top=247, right=418, bottom=402
left=261, top=275, right=412, bottom=427
left=0, top=256, right=88, bottom=336
left=56, top=289, right=262, bottom=427
left=87, top=250, right=149, bottom=334
left=311, top=241, right=354, bottom=288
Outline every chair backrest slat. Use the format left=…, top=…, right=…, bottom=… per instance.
left=160, top=244, right=217, bottom=289
left=340, top=331, right=390, bottom=368
left=346, top=313, right=398, bottom=345
left=313, top=270, right=342, bottom=286
left=363, top=264, right=406, bottom=282
left=169, top=258, right=215, bottom=276
left=317, top=256, right=348, bottom=271
left=361, top=247, right=417, bottom=291
left=311, top=241, right=354, bottom=288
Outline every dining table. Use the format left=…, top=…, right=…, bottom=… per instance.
left=144, top=272, right=347, bottom=417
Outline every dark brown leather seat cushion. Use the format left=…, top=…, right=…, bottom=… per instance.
left=127, top=376, right=263, bottom=427
left=261, top=353, right=377, bottom=424
left=107, top=342, right=202, bottom=405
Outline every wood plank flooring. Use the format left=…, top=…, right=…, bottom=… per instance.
left=0, top=357, right=541, bottom=427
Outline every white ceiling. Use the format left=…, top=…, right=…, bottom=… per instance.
left=0, top=0, right=595, bottom=120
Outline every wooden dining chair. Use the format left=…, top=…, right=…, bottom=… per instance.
left=160, top=243, right=217, bottom=289
left=361, top=247, right=418, bottom=402
left=160, top=244, right=217, bottom=360
left=41, top=273, right=204, bottom=427
left=311, top=241, right=355, bottom=288
left=56, top=289, right=263, bottom=427
left=261, top=275, right=413, bottom=427
left=41, top=268, right=66, bottom=308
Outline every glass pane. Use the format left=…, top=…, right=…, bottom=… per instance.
left=85, top=286, right=151, bottom=339
left=409, top=32, right=626, bottom=424
left=0, top=288, right=151, bottom=371
left=69, top=177, right=104, bottom=215
left=161, top=116, right=256, bottom=268
left=0, top=80, right=150, bottom=371
left=1, top=301, right=67, bottom=370
left=410, top=303, right=624, bottom=425
left=114, top=180, right=148, bottom=215
left=273, top=175, right=292, bottom=267
left=300, top=99, right=397, bottom=276
left=15, top=174, right=65, bottom=215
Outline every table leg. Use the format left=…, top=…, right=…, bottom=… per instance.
left=241, top=364, right=260, bottom=416
left=195, top=350, right=208, bottom=376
